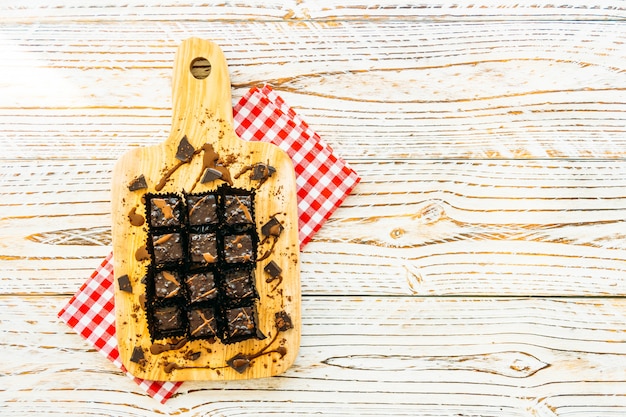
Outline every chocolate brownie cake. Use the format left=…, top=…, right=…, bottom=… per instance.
left=143, top=186, right=261, bottom=344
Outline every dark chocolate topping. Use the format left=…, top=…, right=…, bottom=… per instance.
left=223, top=234, right=254, bottom=264
left=130, top=346, right=145, bottom=364
left=224, top=305, right=257, bottom=342
left=226, top=354, right=250, bottom=374
left=185, top=271, right=217, bottom=303
left=223, top=195, right=253, bottom=225
left=188, top=307, right=218, bottom=338
left=200, top=167, right=222, bottom=183
left=222, top=268, right=256, bottom=300
left=264, top=260, right=282, bottom=279
left=261, top=216, right=284, bottom=238
left=187, top=193, right=218, bottom=226
left=189, top=233, right=218, bottom=264
left=152, top=232, right=184, bottom=264
left=175, top=135, right=195, bottom=163
left=275, top=311, right=293, bottom=332
left=153, top=305, right=183, bottom=332
left=117, top=274, right=132, bottom=293
left=154, top=270, right=181, bottom=299
left=128, top=175, right=148, bottom=191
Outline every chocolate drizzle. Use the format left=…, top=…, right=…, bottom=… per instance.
left=150, top=338, right=188, bottom=355
left=128, top=207, right=145, bottom=226
left=226, top=323, right=289, bottom=374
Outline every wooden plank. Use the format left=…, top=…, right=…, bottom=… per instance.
left=2, top=159, right=625, bottom=296
left=2, top=295, right=626, bottom=415
left=2, top=1, right=625, bottom=22
left=0, top=20, right=624, bottom=159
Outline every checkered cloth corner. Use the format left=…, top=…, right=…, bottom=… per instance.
left=234, top=84, right=360, bottom=247
left=58, top=253, right=183, bottom=403
left=58, top=85, right=360, bottom=403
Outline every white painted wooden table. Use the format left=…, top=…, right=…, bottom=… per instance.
left=1, top=2, right=626, bottom=416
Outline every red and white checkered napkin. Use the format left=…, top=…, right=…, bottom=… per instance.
left=234, top=85, right=360, bottom=246
left=58, top=85, right=360, bottom=403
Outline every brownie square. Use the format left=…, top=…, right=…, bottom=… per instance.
left=154, top=270, right=181, bottom=300
left=187, top=307, right=218, bottom=339
left=152, top=232, right=184, bottom=264
left=223, top=234, right=254, bottom=264
left=222, top=268, right=257, bottom=301
left=224, top=305, right=258, bottom=343
left=148, top=196, right=182, bottom=228
left=153, top=305, right=184, bottom=333
left=223, top=194, right=253, bottom=225
left=189, top=233, right=218, bottom=264
left=186, top=193, right=218, bottom=226
left=185, top=271, right=218, bottom=303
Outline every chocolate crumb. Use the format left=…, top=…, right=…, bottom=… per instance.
left=128, top=175, right=148, bottom=191
left=175, top=135, right=195, bottom=163
left=117, top=274, right=132, bottom=293
left=185, top=351, right=202, bottom=361
left=275, top=311, right=293, bottom=332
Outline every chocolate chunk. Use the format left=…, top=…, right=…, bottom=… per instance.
left=128, top=175, right=148, bottom=191
left=189, top=233, right=218, bottom=264
left=223, top=234, right=254, bottom=264
left=152, top=232, right=184, bottom=264
left=130, top=346, right=145, bottom=364
left=186, top=193, right=218, bottom=226
left=154, top=270, right=181, bottom=299
left=185, top=271, right=218, bottom=303
left=275, top=311, right=293, bottom=332
left=261, top=216, right=284, bottom=238
left=251, top=164, right=276, bottom=181
left=200, top=167, right=222, bottom=183
left=227, top=354, right=251, bottom=374
left=264, top=261, right=282, bottom=279
left=224, top=305, right=258, bottom=343
left=175, top=135, right=195, bottom=163
left=221, top=268, right=257, bottom=301
left=153, top=305, right=183, bottom=333
left=223, top=194, right=253, bottom=225
left=117, top=274, right=132, bottom=293
left=187, top=307, right=218, bottom=339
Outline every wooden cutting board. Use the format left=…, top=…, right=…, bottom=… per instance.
left=111, top=38, right=300, bottom=381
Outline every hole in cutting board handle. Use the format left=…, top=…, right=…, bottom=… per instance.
left=190, top=57, right=211, bottom=79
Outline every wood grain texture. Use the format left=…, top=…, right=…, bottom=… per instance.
left=2, top=159, right=625, bottom=296
left=0, top=20, right=624, bottom=159
left=1, top=1, right=625, bottom=415
left=2, top=1, right=625, bottom=22
left=2, top=296, right=626, bottom=416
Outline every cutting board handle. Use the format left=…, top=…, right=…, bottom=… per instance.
left=170, top=38, right=234, bottom=137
